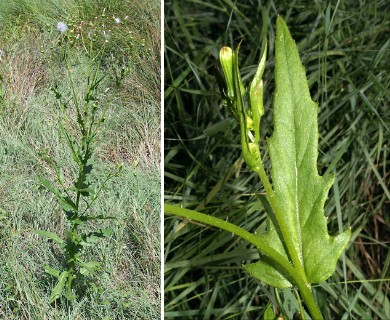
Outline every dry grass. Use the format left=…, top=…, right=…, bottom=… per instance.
left=0, top=28, right=48, bottom=125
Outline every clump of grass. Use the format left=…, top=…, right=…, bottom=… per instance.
left=164, top=0, right=389, bottom=319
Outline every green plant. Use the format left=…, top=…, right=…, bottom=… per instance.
left=35, top=45, right=122, bottom=303
left=165, top=16, right=351, bottom=319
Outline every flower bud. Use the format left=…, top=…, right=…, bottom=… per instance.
left=219, top=46, right=235, bottom=100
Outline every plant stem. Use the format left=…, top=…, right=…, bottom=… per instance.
left=165, top=204, right=323, bottom=320
left=67, top=265, right=74, bottom=297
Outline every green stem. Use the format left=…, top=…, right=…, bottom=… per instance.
left=66, top=220, right=78, bottom=299
left=65, top=60, right=83, bottom=134
left=165, top=204, right=323, bottom=320
left=67, top=264, right=74, bottom=297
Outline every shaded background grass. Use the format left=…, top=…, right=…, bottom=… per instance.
left=0, top=0, right=160, bottom=319
left=164, top=0, right=389, bottom=319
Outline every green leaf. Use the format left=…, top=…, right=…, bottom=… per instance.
left=38, top=175, right=75, bottom=212
left=244, top=16, right=351, bottom=287
left=62, top=196, right=77, bottom=211
left=43, top=265, right=61, bottom=278
left=203, top=118, right=235, bottom=137
left=79, top=185, right=97, bottom=197
left=101, top=228, right=112, bottom=237
left=34, top=230, right=65, bottom=246
left=38, top=175, right=62, bottom=199
left=78, top=261, right=101, bottom=275
left=263, top=303, right=276, bottom=320
left=50, top=270, right=68, bottom=303
left=83, top=229, right=111, bottom=244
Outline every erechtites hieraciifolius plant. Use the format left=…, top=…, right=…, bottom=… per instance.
left=219, top=16, right=351, bottom=291
left=165, top=16, right=351, bottom=319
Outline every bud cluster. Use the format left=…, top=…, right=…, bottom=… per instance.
left=219, top=45, right=267, bottom=173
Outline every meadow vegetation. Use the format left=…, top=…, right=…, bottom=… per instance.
left=164, top=1, right=389, bottom=319
left=0, top=0, right=160, bottom=318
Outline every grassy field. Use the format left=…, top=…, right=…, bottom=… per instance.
left=0, top=0, right=160, bottom=319
left=164, top=0, right=389, bottom=319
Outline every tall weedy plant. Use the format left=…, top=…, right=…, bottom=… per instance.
left=165, top=17, right=351, bottom=319
left=36, top=45, right=122, bottom=303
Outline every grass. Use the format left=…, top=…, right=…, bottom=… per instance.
left=0, top=0, right=160, bottom=318
left=164, top=0, right=389, bottom=319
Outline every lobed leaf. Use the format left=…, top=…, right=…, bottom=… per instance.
left=244, top=16, right=351, bottom=288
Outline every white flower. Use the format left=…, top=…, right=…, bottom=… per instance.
left=114, top=16, right=121, bottom=24
left=57, top=21, right=67, bottom=33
